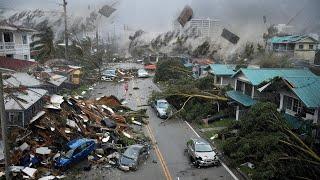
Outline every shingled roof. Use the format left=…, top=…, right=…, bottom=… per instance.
left=0, top=57, right=37, bottom=71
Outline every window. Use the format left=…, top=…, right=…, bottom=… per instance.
left=24, top=55, right=28, bottom=60
left=216, top=76, right=221, bottom=84
left=22, top=34, right=28, bottom=44
left=309, top=44, right=314, bottom=50
left=284, top=95, right=302, bottom=113
left=298, top=44, right=304, bottom=50
left=3, top=32, right=13, bottom=42
left=6, top=54, right=13, bottom=58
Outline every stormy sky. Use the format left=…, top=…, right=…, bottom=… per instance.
left=1, top=0, right=320, bottom=35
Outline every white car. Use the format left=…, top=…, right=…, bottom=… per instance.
left=138, top=69, right=149, bottom=78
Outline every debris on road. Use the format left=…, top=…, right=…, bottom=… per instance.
left=4, top=93, right=150, bottom=178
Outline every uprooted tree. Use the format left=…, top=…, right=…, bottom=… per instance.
left=221, top=102, right=320, bottom=180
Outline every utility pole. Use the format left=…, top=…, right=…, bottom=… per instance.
left=0, top=71, right=10, bottom=180
left=63, top=0, right=68, bottom=60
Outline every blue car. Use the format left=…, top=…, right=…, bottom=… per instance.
left=55, top=138, right=96, bottom=169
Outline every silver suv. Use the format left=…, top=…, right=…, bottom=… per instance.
left=185, top=138, right=220, bottom=167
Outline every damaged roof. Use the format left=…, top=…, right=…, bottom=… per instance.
left=209, top=64, right=236, bottom=76
left=4, top=88, right=47, bottom=110
left=4, top=72, right=42, bottom=87
left=233, top=68, right=317, bottom=86
left=270, top=35, right=318, bottom=44
left=48, top=73, right=67, bottom=86
left=0, top=57, right=37, bottom=71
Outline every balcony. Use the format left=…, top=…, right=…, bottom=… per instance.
left=0, top=42, right=30, bottom=54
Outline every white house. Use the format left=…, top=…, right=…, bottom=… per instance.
left=0, top=21, right=34, bottom=60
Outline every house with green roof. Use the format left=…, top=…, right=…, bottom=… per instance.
left=226, top=68, right=318, bottom=122
left=267, top=35, right=318, bottom=63
left=264, top=76, right=320, bottom=137
left=208, top=64, right=236, bottom=87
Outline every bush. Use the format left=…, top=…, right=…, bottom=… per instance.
left=154, top=59, right=192, bottom=82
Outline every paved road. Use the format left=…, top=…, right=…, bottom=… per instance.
left=86, top=63, right=237, bottom=180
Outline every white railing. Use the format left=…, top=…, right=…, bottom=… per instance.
left=0, top=42, right=30, bottom=54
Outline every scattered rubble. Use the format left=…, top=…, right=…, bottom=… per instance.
left=4, top=94, right=150, bottom=179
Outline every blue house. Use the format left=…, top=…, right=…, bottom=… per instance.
left=226, top=68, right=319, bottom=124
left=208, top=64, right=236, bottom=87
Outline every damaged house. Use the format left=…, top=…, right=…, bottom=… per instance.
left=267, top=35, right=319, bottom=64
left=5, top=72, right=67, bottom=94
left=3, top=86, right=47, bottom=127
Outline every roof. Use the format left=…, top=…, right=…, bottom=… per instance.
left=48, top=73, right=67, bottom=86
left=270, top=35, right=318, bottom=44
left=226, top=90, right=257, bottom=107
left=0, top=21, right=36, bottom=32
left=283, top=76, right=320, bottom=108
left=0, top=57, right=37, bottom=71
left=233, top=68, right=317, bottom=86
left=192, top=58, right=214, bottom=65
left=4, top=73, right=42, bottom=87
left=4, top=88, right=47, bottom=110
left=209, top=64, right=236, bottom=76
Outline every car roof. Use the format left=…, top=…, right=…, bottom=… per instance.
left=157, top=99, right=168, bottom=103
left=67, top=138, right=94, bottom=149
left=191, top=138, right=209, bottom=145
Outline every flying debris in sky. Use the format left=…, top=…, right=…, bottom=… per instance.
left=221, top=28, right=240, bottom=44
left=99, top=5, right=116, bottom=18
left=177, top=5, right=193, bottom=27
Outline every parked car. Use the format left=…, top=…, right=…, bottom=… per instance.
left=137, top=69, right=149, bottom=78
left=185, top=138, right=220, bottom=167
left=118, top=144, right=150, bottom=171
left=55, top=138, right=96, bottom=169
left=101, top=69, right=117, bottom=80
left=151, top=99, right=170, bottom=119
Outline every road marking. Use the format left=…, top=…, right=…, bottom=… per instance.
left=184, top=121, right=239, bottom=180
left=146, top=124, right=173, bottom=180
left=131, top=80, right=172, bottom=180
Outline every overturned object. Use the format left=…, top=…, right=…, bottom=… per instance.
left=221, top=28, right=240, bottom=44
left=178, top=5, right=193, bottom=27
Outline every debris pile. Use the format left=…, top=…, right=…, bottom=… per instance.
left=5, top=95, right=149, bottom=179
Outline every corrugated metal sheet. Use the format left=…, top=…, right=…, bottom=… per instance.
left=4, top=88, right=47, bottom=110
left=234, top=68, right=317, bottom=85
left=4, top=73, right=42, bottom=87
left=226, top=90, right=256, bottom=107
left=209, top=64, right=236, bottom=76
left=284, top=76, right=320, bottom=108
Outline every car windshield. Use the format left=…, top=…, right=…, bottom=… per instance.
left=158, top=101, right=168, bottom=109
left=195, top=144, right=213, bottom=152
left=104, top=69, right=116, bottom=75
left=123, top=147, right=140, bottom=160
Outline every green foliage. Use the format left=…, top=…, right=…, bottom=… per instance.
left=258, top=53, right=292, bottom=68
left=221, top=102, right=320, bottom=180
left=194, top=75, right=215, bottom=90
left=154, top=59, right=192, bottom=82
left=30, top=26, right=55, bottom=63
left=181, top=99, right=216, bottom=122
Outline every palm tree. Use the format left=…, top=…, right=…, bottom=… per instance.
left=30, top=26, right=55, bottom=63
